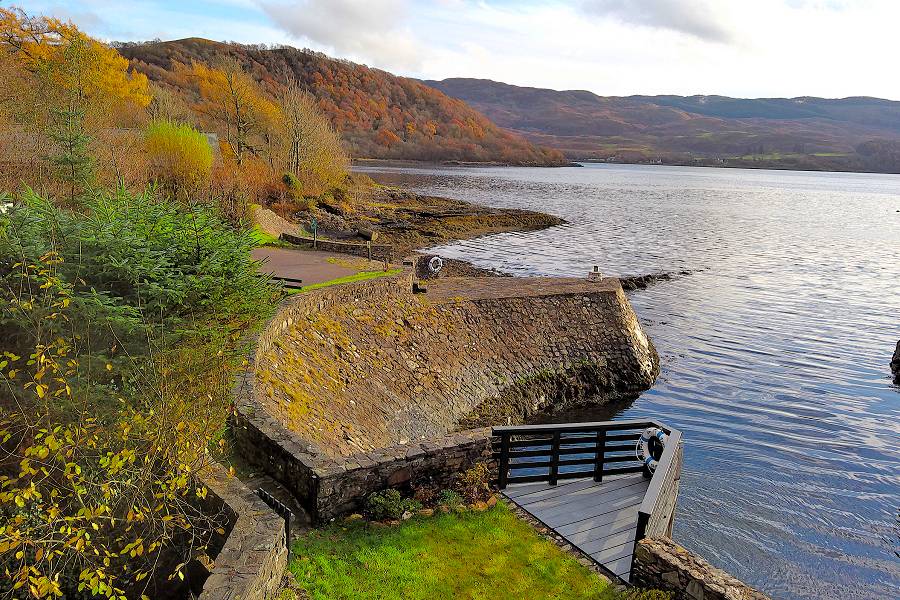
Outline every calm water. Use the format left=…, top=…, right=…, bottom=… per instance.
left=359, top=163, right=900, bottom=599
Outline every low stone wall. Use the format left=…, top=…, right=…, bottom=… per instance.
left=281, top=232, right=394, bottom=262
left=233, top=407, right=494, bottom=521
left=232, top=271, right=658, bottom=522
left=632, top=538, right=770, bottom=600
left=197, top=463, right=288, bottom=600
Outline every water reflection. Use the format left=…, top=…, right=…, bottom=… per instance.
left=360, top=163, right=900, bottom=600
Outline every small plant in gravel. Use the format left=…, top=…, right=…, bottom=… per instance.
left=438, top=489, right=465, bottom=511
left=364, top=489, right=422, bottom=521
left=625, top=590, right=673, bottom=600
left=454, top=462, right=493, bottom=504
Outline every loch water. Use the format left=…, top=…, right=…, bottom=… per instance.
left=359, top=163, right=900, bottom=600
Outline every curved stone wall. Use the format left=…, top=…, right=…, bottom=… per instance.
left=253, top=274, right=657, bottom=458
left=232, top=271, right=658, bottom=520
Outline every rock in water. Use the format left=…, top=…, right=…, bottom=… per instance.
left=892, top=341, right=900, bottom=384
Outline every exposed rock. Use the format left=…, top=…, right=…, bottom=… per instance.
left=356, top=228, right=378, bottom=241
left=891, top=340, right=900, bottom=384
left=620, top=270, right=694, bottom=291
left=316, top=186, right=565, bottom=255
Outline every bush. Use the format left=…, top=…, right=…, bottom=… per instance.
left=0, top=187, right=276, bottom=598
left=454, top=463, right=492, bottom=504
left=330, top=186, right=346, bottom=202
left=365, top=489, right=422, bottom=521
left=145, top=120, right=213, bottom=197
left=282, top=172, right=302, bottom=198
left=438, top=489, right=464, bottom=511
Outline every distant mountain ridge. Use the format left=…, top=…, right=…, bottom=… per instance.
left=119, top=39, right=567, bottom=166
left=426, top=77, right=900, bottom=172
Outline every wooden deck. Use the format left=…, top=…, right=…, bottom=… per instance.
left=492, top=419, right=683, bottom=584
left=503, top=473, right=650, bottom=582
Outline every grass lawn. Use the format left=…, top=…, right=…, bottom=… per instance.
left=290, top=503, right=621, bottom=600
left=290, top=269, right=402, bottom=293
left=250, top=224, right=283, bottom=247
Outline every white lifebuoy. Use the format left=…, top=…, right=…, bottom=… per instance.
left=636, top=427, right=667, bottom=472
left=428, top=256, right=443, bottom=274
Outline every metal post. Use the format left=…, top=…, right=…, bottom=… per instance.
left=593, top=429, right=606, bottom=482
left=549, top=431, right=561, bottom=486
left=498, top=434, right=510, bottom=489
left=367, top=240, right=372, bottom=262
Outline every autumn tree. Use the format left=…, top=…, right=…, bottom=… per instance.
left=146, top=82, right=195, bottom=125
left=274, top=79, right=349, bottom=193
left=0, top=8, right=150, bottom=199
left=187, top=58, right=278, bottom=165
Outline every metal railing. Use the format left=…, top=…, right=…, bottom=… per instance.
left=255, top=488, right=294, bottom=558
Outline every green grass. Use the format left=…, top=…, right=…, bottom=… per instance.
left=290, top=504, right=618, bottom=600
left=250, top=224, right=282, bottom=247
left=291, top=269, right=402, bottom=293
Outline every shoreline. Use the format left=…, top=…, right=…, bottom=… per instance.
left=354, top=156, right=900, bottom=176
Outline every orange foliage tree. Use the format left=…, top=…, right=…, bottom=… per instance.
left=0, top=8, right=150, bottom=198
left=0, top=8, right=149, bottom=126
left=186, top=58, right=279, bottom=166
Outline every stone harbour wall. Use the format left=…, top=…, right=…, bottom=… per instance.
left=231, top=272, right=659, bottom=522
left=197, top=463, right=288, bottom=600
left=632, top=538, right=771, bottom=600
left=253, top=275, right=657, bottom=458
left=281, top=232, right=394, bottom=263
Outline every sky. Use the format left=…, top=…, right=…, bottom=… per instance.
left=11, top=0, right=900, bottom=100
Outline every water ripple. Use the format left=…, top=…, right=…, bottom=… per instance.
left=360, top=163, right=900, bottom=600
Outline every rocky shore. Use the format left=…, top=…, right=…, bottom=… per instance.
left=311, top=186, right=565, bottom=255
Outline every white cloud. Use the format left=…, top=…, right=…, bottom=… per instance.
left=258, top=0, right=427, bottom=70
left=16, top=0, right=900, bottom=100
left=579, top=0, right=734, bottom=43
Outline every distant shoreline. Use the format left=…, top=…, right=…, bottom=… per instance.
left=352, top=157, right=580, bottom=169
left=354, top=156, right=900, bottom=176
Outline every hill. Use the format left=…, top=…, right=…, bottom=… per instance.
left=426, top=78, right=900, bottom=172
left=118, top=39, right=567, bottom=166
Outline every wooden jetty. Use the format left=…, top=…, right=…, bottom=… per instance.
left=493, top=420, right=683, bottom=583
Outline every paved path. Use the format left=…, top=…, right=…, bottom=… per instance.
left=252, top=247, right=371, bottom=286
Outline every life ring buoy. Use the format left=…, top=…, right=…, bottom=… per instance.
left=636, top=427, right=667, bottom=472
left=428, top=256, right=443, bottom=274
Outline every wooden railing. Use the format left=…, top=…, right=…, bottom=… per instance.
left=492, top=419, right=683, bottom=557
left=635, top=425, right=682, bottom=539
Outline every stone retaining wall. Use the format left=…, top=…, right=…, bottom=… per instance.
left=632, top=538, right=771, bottom=600
left=232, top=272, right=659, bottom=522
left=197, top=463, right=288, bottom=600
left=281, top=232, right=394, bottom=262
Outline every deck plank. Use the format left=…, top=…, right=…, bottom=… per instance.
left=525, top=482, right=647, bottom=523
left=503, top=473, right=649, bottom=583
left=536, top=490, right=646, bottom=529
left=515, top=474, right=645, bottom=510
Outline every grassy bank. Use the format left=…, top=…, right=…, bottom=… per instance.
left=290, top=504, right=630, bottom=600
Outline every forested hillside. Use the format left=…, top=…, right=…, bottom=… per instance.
left=119, top=39, right=567, bottom=166
left=427, top=77, right=900, bottom=173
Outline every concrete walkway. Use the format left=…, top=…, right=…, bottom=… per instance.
left=252, top=247, right=372, bottom=286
